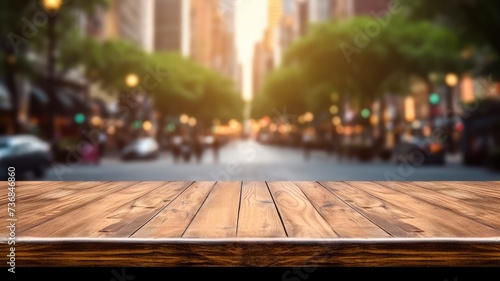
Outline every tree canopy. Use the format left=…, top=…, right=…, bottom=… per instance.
left=252, top=15, right=464, bottom=119
left=60, top=37, right=244, bottom=124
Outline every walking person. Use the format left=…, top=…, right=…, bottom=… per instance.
left=171, top=134, right=182, bottom=163
left=193, top=134, right=204, bottom=163
left=302, top=129, right=314, bottom=161
left=212, top=136, right=220, bottom=164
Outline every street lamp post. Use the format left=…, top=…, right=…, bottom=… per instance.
left=42, top=0, right=62, bottom=140
left=445, top=73, right=459, bottom=154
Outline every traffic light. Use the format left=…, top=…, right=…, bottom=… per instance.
left=132, top=120, right=142, bottom=129
left=74, top=113, right=85, bottom=124
left=429, top=93, right=441, bottom=120
left=361, top=108, right=371, bottom=119
left=429, top=93, right=440, bottom=105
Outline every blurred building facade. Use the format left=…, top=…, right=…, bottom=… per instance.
left=189, top=0, right=239, bottom=82
left=87, top=0, right=155, bottom=52
left=154, top=0, right=190, bottom=56
left=252, top=0, right=283, bottom=96
left=308, top=0, right=336, bottom=23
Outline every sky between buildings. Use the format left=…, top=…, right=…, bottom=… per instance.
left=235, top=0, right=268, bottom=100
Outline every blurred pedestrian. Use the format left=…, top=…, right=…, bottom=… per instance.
left=302, top=129, right=314, bottom=161
left=97, top=131, right=107, bottom=158
left=171, top=134, right=182, bottom=163
left=181, top=136, right=192, bottom=163
left=193, top=134, right=204, bottom=163
left=213, top=136, right=220, bottom=163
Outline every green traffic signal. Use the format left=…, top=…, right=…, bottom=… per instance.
left=132, top=120, right=142, bottom=129
left=166, top=123, right=176, bottom=132
left=361, top=108, right=371, bottom=119
left=429, top=93, right=440, bottom=105
left=74, top=113, right=85, bottom=124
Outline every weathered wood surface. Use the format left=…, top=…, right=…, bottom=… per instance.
left=0, top=181, right=499, bottom=267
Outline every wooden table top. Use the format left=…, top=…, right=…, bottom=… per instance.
left=1, top=181, right=500, bottom=267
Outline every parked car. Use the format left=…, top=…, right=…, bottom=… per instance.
left=0, top=135, right=52, bottom=180
left=394, top=135, right=445, bottom=165
left=121, top=137, right=160, bottom=161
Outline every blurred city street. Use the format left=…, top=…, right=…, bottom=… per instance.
left=2, top=0, right=500, bottom=182
left=42, top=139, right=500, bottom=181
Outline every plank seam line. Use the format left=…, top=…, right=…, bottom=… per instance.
left=416, top=181, right=500, bottom=200
left=342, top=181, right=424, bottom=236
left=374, top=181, right=500, bottom=231
left=316, top=181, right=394, bottom=238
left=343, top=181, right=498, bottom=236
left=180, top=181, right=218, bottom=238
left=265, top=181, right=289, bottom=238
left=128, top=181, right=195, bottom=238
left=235, top=181, right=243, bottom=237
left=19, top=181, right=140, bottom=234
left=293, top=182, right=340, bottom=237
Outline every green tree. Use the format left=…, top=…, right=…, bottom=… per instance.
left=403, top=0, right=500, bottom=79
left=0, top=0, right=107, bottom=133
left=251, top=65, right=307, bottom=120
left=268, top=16, right=463, bottom=143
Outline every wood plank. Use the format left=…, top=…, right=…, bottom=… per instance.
left=0, top=181, right=63, bottom=206
left=19, top=182, right=170, bottom=237
left=4, top=238, right=500, bottom=267
left=295, top=182, right=390, bottom=238
left=17, top=181, right=105, bottom=204
left=97, top=181, right=193, bottom=237
left=377, top=181, right=500, bottom=230
left=344, top=182, right=500, bottom=237
left=412, top=181, right=500, bottom=200
left=16, top=181, right=137, bottom=233
left=132, top=181, right=215, bottom=238
left=267, top=182, right=337, bottom=238
left=183, top=182, right=241, bottom=238
left=0, top=181, right=120, bottom=236
left=411, top=182, right=500, bottom=210
left=237, top=182, right=287, bottom=238
left=319, top=182, right=429, bottom=237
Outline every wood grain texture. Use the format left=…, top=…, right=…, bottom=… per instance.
left=132, top=181, right=215, bottom=238
left=97, top=181, right=193, bottom=237
left=0, top=181, right=131, bottom=237
left=268, top=182, right=337, bottom=238
left=319, top=181, right=426, bottom=237
left=183, top=182, right=241, bottom=238
left=2, top=238, right=499, bottom=267
left=345, top=182, right=500, bottom=237
left=237, top=182, right=287, bottom=237
left=19, top=182, right=169, bottom=237
left=296, top=181, right=390, bottom=238
left=2, top=181, right=500, bottom=267
left=413, top=181, right=500, bottom=200
left=0, top=181, right=102, bottom=212
left=378, top=181, right=500, bottom=230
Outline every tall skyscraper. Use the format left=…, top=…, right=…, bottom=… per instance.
left=353, top=0, right=389, bottom=15
left=263, top=0, right=284, bottom=52
left=154, top=0, right=190, bottom=56
left=190, top=0, right=238, bottom=81
left=308, top=0, right=336, bottom=23
left=252, top=0, right=283, bottom=96
left=93, top=0, right=155, bottom=52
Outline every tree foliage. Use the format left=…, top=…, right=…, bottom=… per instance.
left=253, top=15, right=463, bottom=118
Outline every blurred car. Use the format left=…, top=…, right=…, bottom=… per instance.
left=121, top=137, right=159, bottom=161
left=0, top=135, right=52, bottom=180
left=394, top=135, right=445, bottom=165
